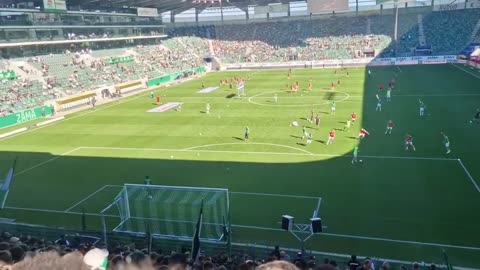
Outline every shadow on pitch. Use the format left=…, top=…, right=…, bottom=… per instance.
left=225, top=94, right=236, bottom=99
left=290, top=135, right=302, bottom=139
left=232, top=137, right=244, bottom=141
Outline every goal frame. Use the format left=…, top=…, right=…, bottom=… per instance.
left=101, top=183, right=230, bottom=242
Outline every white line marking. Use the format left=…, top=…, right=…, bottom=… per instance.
left=14, top=147, right=81, bottom=177
left=5, top=205, right=480, bottom=252
left=458, top=159, right=480, bottom=192
left=230, top=191, right=319, bottom=200
left=232, top=224, right=480, bottom=251
left=78, top=146, right=457, bottom=161
left=248, top=90, right=350, bottom=107
left=0, top=92, right=147, bottom=143
left=64, top=185, right=111, bottom=212
left=184, top=142, right=314, bottom=155
left=396, top=65, right=402, bottom=73
left=163, top=93, right=480, bottom=102
left=451, top=64, right=480, bottom=79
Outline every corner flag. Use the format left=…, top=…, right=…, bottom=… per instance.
left=191, top=200, right=203, bottom=261
left=0, top=159, right=16, bottom=209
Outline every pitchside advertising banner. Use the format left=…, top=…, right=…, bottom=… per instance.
left=137, top=7, right=158, bottom=17
left=369, top=55, right=457, bottom=66
left=467, top=0, right=480, bottom=8
left=433, top=0, right=466, bottom=11
left=0, top=105, right=53, bottom=129
left=307, top=0, right=349, bottom=13
left=254, top=4, right=288, bottom=14
left=42, top=0, right=66, bottom=12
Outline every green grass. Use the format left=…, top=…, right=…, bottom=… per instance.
left=0, top=64, right=480, bottom=267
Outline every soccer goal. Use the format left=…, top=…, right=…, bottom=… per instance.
left=101, top=184, right=230, bottom=241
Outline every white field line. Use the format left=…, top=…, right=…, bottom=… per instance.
left=451, top=64, right=480, bottom=79
left=230, top=191, right=319, bottom=200
left=74, top=184, right=317, bottom=200
left=3, top=205, right=480, bottom=252
left=5, top=201, right=480, bottom=254
left=396, top=65, right=402, bottom=73
left=184, top=142, right=314, bottom=155
left=0, top=92, right=146, bottom=143
left=64, top=185, right=111, bottom=212
left=458, top=159, right=480, bottom=192
left=232, top=224, right=480, bottom=251
left=14, top=147, right=81, bottom=177
left=77, top=146, right=457, bottom=161
left=249, top=94, right=480, bottom=99
left=165, top=93, right=480, bottom=100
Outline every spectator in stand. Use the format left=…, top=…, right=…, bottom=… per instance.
left=348, top=255, right=360, bottom=270
left=54, top=235, right=69, bottom=247
left=0, top=250, right=12, bottom=266
left=257, top=260, right=299, bottom=270
left=380, top=261, right=390, bottom=270
left=358, top=259, right=373, bottom=270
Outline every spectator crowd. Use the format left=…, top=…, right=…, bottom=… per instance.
left=1, top=9, right=480, bottom=115
left=0, top=231, right=441, bottom=270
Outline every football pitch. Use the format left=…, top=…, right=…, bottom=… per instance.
left=0, top=64, right=480, bottom=267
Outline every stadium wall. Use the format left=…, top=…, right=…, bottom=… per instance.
left=223, top=55, right=458, bottom=70
left=147, top=66, right=207, bottom=87
left=0, top=105, right=53, bottom=129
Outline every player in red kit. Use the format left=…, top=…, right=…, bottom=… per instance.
left=326, top=129, right=335, bottom=145
left=378, top=83, right=384, bottom=91
left=405, top=134, right=416, bottom=151
left=351, top=112, right=357, bottom=125
left=385, top=120, right=394, bottom=135
left=357, top=128, right=370, bottom=140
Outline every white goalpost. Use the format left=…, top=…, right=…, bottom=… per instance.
left=101, top=184, right=230, bottom=242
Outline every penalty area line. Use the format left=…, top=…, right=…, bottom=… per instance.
left=14, top=147, right=82, bottom=177
left=78, top=146, right=457, bottom=161
left=64, top=185, right=111, bottom=212
left=230, top=191, right=319, bottom=200
left=457, top=159, right=480, bottom=193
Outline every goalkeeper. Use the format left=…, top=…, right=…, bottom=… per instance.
left=145, top=176, right=153, bottom=199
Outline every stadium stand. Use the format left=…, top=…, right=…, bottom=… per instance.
left=0, top=229, right=438, bottom=270
left=1, top=3, right=480, bottom=269
left=2, top=8, right=480, bottom=114
left=422, top=9, right=480, bottom=55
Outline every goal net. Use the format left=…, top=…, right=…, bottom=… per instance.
left=104, top=184, right=229, bottom=241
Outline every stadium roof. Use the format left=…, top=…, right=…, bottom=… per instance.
left=71, top=0, right=292, bottom=13
left=2, top=0, right=292, bottom=14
